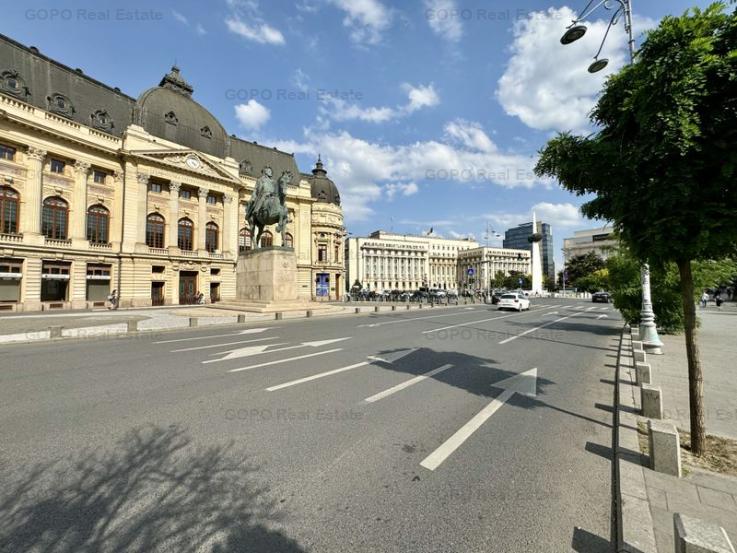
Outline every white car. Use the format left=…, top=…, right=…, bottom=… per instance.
left=497, top=293, right=530, bottom=312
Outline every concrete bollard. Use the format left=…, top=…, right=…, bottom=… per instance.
left=237, top=314, right=246, bottom=323
left=127, top=320, right=138, bottom=333
left=275, top=312, right=283, bottom=320
left=634, top=349, right=646, bottom=364
left=406, top=304, right=410, bottom=310
left=391, top=305, right=396, bottom=311
left=419, top=303, right=423, bottom=309
left=354, top=307, right=361, bottom=314
left=641, top=384, right=663, bottom=419
left=635, top=362, right=652, bottom=386
left=674, top=513, right=735, bottom=553
left=49, top=326, right=63, bottom=339
left=306, top=310, right=313, bottom=318
left=648, top=420, right=682, bottom=477
left=189, top=317, right=198, bottom=328
left=374, top=305, right=380, bottom=312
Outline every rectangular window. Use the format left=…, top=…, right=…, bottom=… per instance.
left=93, top=170, right=107, bottom=184
left=0, top=144, right=16, bottom=161
left=152, top=265, right=165, bottom=274
left=318, top=245, right=327, bottom=262
left=50, top=159, right=65, bottom=174
left=180, top=189, right=192, bottom=200
left=206, top=194, right=218, bottom=205
left=149, top=182, right=162, bottom=193
left=0, top=259, right=22, bottom=274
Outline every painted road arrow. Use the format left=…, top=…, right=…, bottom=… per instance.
left=204, top=337, right=351, bottom=364
left=420, top=368, right=538, bottom=471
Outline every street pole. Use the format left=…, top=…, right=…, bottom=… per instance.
left=560, top=0, right=663, bottom=354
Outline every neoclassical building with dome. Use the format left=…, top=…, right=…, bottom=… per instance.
left=0, top=33, right=346, bottom=310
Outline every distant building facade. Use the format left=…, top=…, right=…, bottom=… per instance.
left=0, top=34, right=345, bottom=310
left=503, top=221, right=555, bottom=281
left=456, top=247, right=531, bottom=292
left=345, top=231, right=478, bottom=292
left=563, top=227, right=618, bottom=263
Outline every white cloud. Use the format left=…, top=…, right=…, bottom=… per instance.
left=424, top=0, right=462, bottom=43
left=292, top=68, right=310, bottom=93
left=328, top=0, right=392, bottom=46
left=403, top=83, right=440, bottom=113
left=478, top=202, right=583, bottom=231
left=320, top=83, right=439, bottom=124
left=497, top=6, right=633, bottom=132
left=172, top=10, right=189, bottom=25
left=195, top=23, right=207, bottom=35
left=444, top=119, right=496, bottom=153
left=225, top=0, right=285, bottom=45
left=385, top=181, right=419, bottom=200
left=234, top=100, right=271, bottom=130
left=270, top=121, right=546, bottom=222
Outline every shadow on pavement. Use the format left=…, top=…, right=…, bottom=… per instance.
left=0, top=425, right=305, bottom=553
left=571, top=526, right=612, bottom=553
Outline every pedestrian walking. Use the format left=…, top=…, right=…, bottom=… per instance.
left=715, top=290, right=724, bottom=309
left=700, top=290, right=709, bottom=308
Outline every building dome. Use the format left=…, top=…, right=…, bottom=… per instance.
left=309, top=156, right=341, bottom=206
left=135, top=66, right=228, bottom=158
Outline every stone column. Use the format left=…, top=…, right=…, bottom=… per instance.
left=23, top=147, right=46, bottom=242
left=71, top=160, right=91, bottom=242
left=223, top=193, right=237, bottom=257
left=167, top=182, right=180, bottom=249
left=135, top=173, right=149, bottom=245
left=111, top=171, right=124, bottom=248
left=197, top=187, right=208, bottom=251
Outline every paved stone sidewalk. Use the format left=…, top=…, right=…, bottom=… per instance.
left=649, top=309, right=737, bottom=440
left=645, top=468, right=737, bottom=552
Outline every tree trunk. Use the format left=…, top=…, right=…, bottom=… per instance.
left=677, top=259, right=706, bottom=456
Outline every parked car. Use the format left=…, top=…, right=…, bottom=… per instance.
left=497, top=292, right=530, bottom=312
left=592, top=291, right=611, bottom=303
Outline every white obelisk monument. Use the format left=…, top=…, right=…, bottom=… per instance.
left=530, top=211, right=544, bottom=295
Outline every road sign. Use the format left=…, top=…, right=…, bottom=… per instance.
left=467, top=268, right=475, bottom=276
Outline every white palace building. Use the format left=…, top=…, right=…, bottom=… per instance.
left=0, top=34, right=346, bottom=311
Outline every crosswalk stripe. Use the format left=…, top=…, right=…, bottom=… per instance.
left=364, top=364, right=453, bottom=403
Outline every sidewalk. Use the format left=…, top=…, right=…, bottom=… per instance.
left=649, top=309, right=737, bottom=440
left=616, top=319, right=737, bottom=553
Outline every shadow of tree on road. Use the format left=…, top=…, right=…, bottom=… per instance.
left=0, top=425, right=305, bottom=553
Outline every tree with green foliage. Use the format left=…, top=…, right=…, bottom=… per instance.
left=535, top=4, right=737, bottom=455
left=564, top=252, right=607, bottom=289
left=575, top=268, right=610, bottom=293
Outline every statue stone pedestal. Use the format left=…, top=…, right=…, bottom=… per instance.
left=236, top=247, right=298, bottom=303
left=214, top=247, right=336, bottom=314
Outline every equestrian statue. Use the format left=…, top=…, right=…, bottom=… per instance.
left=244, top=166, right=292, bottom=248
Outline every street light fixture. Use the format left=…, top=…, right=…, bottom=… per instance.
left=560, top=0, right=664, bottom=354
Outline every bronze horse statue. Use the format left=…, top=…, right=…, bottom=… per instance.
left=245, top=167, right=292, bottom=248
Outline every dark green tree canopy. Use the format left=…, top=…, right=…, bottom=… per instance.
left=535, top=3, right=737, bottom=265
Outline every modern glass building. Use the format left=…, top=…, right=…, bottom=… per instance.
left=503, top=221, right=555, bottom=281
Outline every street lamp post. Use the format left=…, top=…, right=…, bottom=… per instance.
left=560, top=0, right=663, bottom=354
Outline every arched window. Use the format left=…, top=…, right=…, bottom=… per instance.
left=86, top=204, right=109, bottom=244
left=0, top=186, right=19, bottom=234
left=205, top=222, right=219, bottom=253
left=42, top=197, right=68, bottom=239
left=146, top=213, right=165, bottom=248
left=260, top=230, right=273, bottom=247
left=178, top=218, right=194, bottom=251
left=284, top=232, right=294, bottom=248
left=239, top=228, right=252, bottom=253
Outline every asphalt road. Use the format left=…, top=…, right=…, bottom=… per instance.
left=0, top=298, right=621, bottom=553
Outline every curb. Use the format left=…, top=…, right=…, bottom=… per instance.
left=615, top=325, right=657, bottom=553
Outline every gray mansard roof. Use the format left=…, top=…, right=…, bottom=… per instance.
left=0, top=33, right=314, bottom=198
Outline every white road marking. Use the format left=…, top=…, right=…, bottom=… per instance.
left=498, top=312, right=582, bottom=345
left=420, top=368, right=538, bottom=471
left=597, top=314, right=608, bottom=320
left=423, top=305, right=557, bottom=334
left=154, top=328, right=271, bottom=344
left=266, top=361, right=370, bottom=391
left=357, top=310, right=476, bottom=328
left=229, top=348, right=343, bottom=374
left=586, top=306, right=596, bottom=312
left=364, top=364, right=454, bottom=403
left=171, top=336, right=278, bottom=352
left=420, top=389, right=514, bottom=471
left=203, top=337, right=351, bottom=364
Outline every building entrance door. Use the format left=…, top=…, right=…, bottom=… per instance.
left=179, top=272, right=198, bottom=305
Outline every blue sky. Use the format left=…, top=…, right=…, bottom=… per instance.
left=3, top=0, right=715, bottom=268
